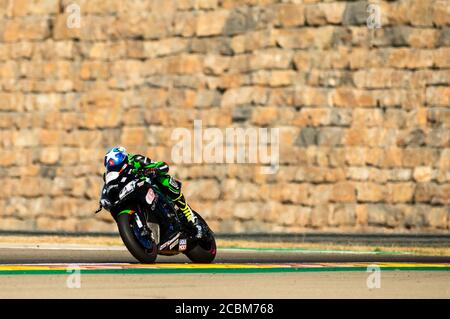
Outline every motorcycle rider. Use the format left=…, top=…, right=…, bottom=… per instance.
left=103, top=146, right=204, bottom=239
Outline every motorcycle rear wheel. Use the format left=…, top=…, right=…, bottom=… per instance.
left=185, top=235, right=217, bottom=263
left=117, top=213, right=158, bottom=264
left=185, top=211, right=217, bottom=263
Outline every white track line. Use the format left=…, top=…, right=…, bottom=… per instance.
left=0, top=244, right=127, bottom=251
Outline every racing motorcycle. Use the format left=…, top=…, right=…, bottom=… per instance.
left=95, top=165, right=216, bottom=264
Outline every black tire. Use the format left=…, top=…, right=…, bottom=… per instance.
left=186, top=235, right=217, bottom=263
left=117, top=213, right=157, bottom=264
left=185, top=212, right=217, bottom=263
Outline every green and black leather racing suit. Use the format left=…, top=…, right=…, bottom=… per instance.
left=127, top=153, right=203, bottom=238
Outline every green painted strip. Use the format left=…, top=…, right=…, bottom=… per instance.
left=1, top=266, right=450, bottom=276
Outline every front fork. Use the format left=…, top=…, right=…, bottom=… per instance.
left=117, top=209, right=153, bottom=247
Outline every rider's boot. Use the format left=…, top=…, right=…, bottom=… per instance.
left=172, top=192, right=204, bottom=239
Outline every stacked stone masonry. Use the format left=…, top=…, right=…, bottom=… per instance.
left=0, top=0, right=449, bottom=233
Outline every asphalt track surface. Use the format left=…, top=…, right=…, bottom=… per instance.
left=0, top=246, right=449, bottom=298
left=1, top=246, right=450, bottom=264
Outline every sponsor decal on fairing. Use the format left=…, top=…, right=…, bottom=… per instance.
left=179, top=239, right=187, bottom=251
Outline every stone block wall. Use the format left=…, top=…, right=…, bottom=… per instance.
left=0, top=0, right=449, bottom=233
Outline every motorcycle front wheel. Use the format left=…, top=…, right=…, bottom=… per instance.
left=117, top=213, right=158, bottom=264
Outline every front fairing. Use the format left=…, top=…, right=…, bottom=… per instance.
left=100, top=165, right=145, bottom=212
